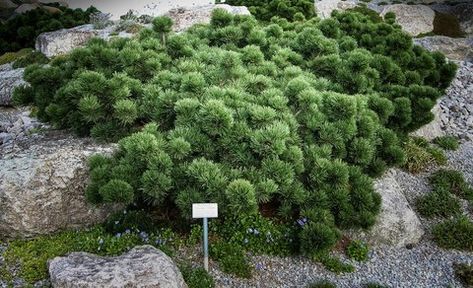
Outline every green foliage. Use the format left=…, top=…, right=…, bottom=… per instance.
left=181, top=265, right=215, bottom=288
left=364, top=283, right=389, bottom=288
left=0, top=6, right=98, bottom=54
left=12, top=50, right=48, bottom=68
left=219, top=0, right=316, bottom=21
left=314, top=253, right=355, bottom=274
left=430, top=169, right=473, bottom=201
left=210, top=242, right=252, bottom=278
left=307, top=280, right=337, bottom=288
left=415, top=188, right=461, bottom=218
left=1, top=226, right=178, bottom=284
left=346, top=240, right=369, bottom=262
left=103, top=210, right=155, bottom=234
left=433, top=135, right=460, bottom=151
left=0, top=48, right=31, bottom=65
left=15, top=9, right=456, bottom=256
left=432, top=216, right=473, bottom=251
left=212, top=214, right=296, bottom=256
left=402, top=137, right=446, bottom=173
left=454, top=263, right=473, bottom=287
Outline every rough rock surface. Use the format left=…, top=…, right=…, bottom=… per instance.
left=35, top=24, right=101, bottom=58
left=414, top=36, right=473, bottom=62
left=0, top=107, right=46, bottom=149
left=13, top=3, right=40, bottom=14
left=411, top=102, right=444, bottom=140
left=381, top=4, right=435, bottom=36
left=48, top=245, right=188, bottom=288
left=439, top=61, right=473, bottom=140
left=0, top=131, right=120, bottom=239
left=349, top=169, right=424, bottom=248
left=315, top=0, right=357, bottom=19
left=0, top=63, right=26, bottom=107
left=166, top=4, right=251, bottom=32
left=431, top=2, right=473, bottom=36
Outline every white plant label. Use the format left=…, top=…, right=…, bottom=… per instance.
left=192, top=203, right=218, bottom=218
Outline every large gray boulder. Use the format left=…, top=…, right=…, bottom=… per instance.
left=36, top=24, right=101, bottom=58
left=48, top=245, right=188, bottom=288
left=411, top=102, right=444, bottom=141
left=315, top=0, right=357, bottom=19
left=381, top=4, right=435, bottom=36
left=414, top=36, right=473, bottom=62
left=349, top=169, right=424, bottom=248
left=0, top=132, right=120, bottom=239
left=0, top=63, right=26, bottom=107
left=167, top=4, right=251, bottom=32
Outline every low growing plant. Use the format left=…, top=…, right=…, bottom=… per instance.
left=430, top=169, right=473, bottom=201
left=210, top=242, right=252, bottom=278
left=181, top=265, right=215, bottom=288
left=432, top=216, right=473, bottom=251
left=307, top=280, right=337, bottom=288
left=314, top=253, right=355, bottom=274
left=433, top=135, right=460, bottom=151
left=454, top=263, right=473, bottom=287
left=346, top=240, right=369, bottom=262
left=1, top=226, right=178, bottom=284
left=415, top=188, right=462, bottom=218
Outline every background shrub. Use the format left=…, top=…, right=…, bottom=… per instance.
left=0, top=6, right=99, bottom=55
left=454, top=263, right=473, bottom=287
left=218, top=0, right=316, bottom=21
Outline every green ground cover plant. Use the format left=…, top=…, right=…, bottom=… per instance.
left=346, top=240, right=369, bottom=261
left=14, top=8, right=456, bottom=259
left=415, top=188, right=461, bottom=218
left=307, top=280, right=337, bottom=288
left=1, top=225, right=178, bottom=283
left=430, top=169, right=473, bottom=201
left=432, top=216, right=473, bottom=251
left=433, top=135, right=460, bottom=151
left=454, top=263, right=473, bottom=286
left=0, top=5, right=98, bottom=55
left=180, top=265, right=215, bottom=288
left=403, top=137, right=446, bottom=173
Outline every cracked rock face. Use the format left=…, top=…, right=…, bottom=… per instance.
left=0, top=63, right=26, bottom=107
left=348, top=169, right=425, bottom=248
left=0, top=131, right=121, bottom=239
left=48, top=245, right=188, bottom=288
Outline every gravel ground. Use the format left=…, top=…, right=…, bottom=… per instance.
left=206, top=241, right=473, bottom=288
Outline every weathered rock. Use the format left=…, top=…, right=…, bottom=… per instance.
left=13, top=3, right=40, bottom=14
left=414, top=36, right=473, bottom=62
left=48, top=245, right=188, bottom=288
left=0, top=63, right=26, bottom=107
left=42, top=5, right=62, bottom=14
left=411, top=102, right=444, bottom=141
left=39, top=0, right=68, bottom=7
left=381, top=4, right=435, bottom=36
left=0, top=0, right=17, bottom=9
left=0, top=132, right=121, bottom=239
left=35, top=24, right=99, bottom=58
left=348, top=169, right=424, bottom=248
left=167, top=4, right=251, bottom=32
left=315, top=0, right=357, bottom=19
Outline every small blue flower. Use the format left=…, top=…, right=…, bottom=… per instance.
left=247, top=228, right=253, bottom=234
left=125, top=229, right=131, bottom=234
left=243, top=238, right=249, bottom=244
left=114, top=221, right=119, bottom=225
left=115, top=233, right=122, bottom=238
left=254, top=229, right=259, bottom=235
left=98, top=238, right=104, bottom=245
left=155, top=238, right=163, bottom=245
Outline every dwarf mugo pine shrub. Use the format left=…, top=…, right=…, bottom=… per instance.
left=14, top=8, right=456, bottom=255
